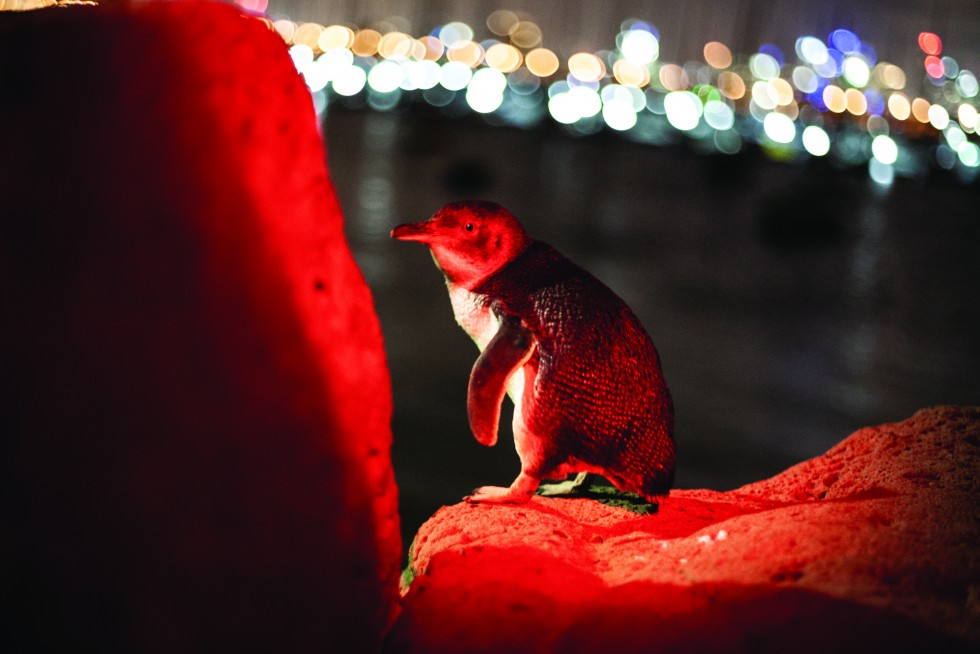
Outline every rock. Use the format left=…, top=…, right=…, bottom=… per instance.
left=2, top=3, right=398, bottom=651
left=389, top=406, right=980, bottom=653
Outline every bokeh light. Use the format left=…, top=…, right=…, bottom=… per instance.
left=612, top=61, right=645, bottom=88
left=875, top=63, right=906, bottom=89
left=918, top=32, right=942, bottom=56
left=466, top=68, right=506, bottom=113
left=945, top=125, right=967, bottom=150
left=352, top=29, right=382, bottom=57
left=941, top=56, right=959, bottom=80
left=568, top=53, right=605, bottom=83
left=867, top=114, right=889, bottom=137
left=274, top=19, right=296, bottom=44
left=869, top=157, right=894, bottom=185
left=440, top=61, right=473, bottom=91
left=439, top=22, right=474, bottom=47
left=293, top=23, right=323, bottom=49
left=378, top=32, right=413, bottom=60
left=236, top=0, right=269, bottom=13
left=620, top=28, right=659, bottom=65
left=289, top=44, right=314, bottom=72
left=958, top=104, right=978, bottom=132
left=447, top=41, right=484, bottom=67
left=568, top=86, right=602, bottom=118
left=928, top=104, right=950, bottom=130
left=718, top=71, right=746, bottom=99
left=842, top=56, right=870, bottom=87
left=768, top=78, right=794, bottom=106
left=752, top=81, right=776, bottom=110
left=602, top=87, right=639, bottom=131
left=367, top=60, right=403, bottom=93
left=272, top=6, right=979, bottom=182
left=332, top=63, right=367, bottom=96
left=844, top=88, right=867, bottom=115
left=802, top=125, right=830, bottom=156
left=525, top=48, right=559, bottom=77
left=704, top=41, right=732, bottom=69
left=703, top=100, right=735, bottom=130
left=414, top=35, right=443, bottom=61
left=792, top=66, right=819, bottom=93
left=823, top=85, right=846, bottom=113
left=485, top=43, right=523, bottom=73
left=924, top=56, right=945, bottom=79
left=871, top=134, right=898, bottom=164
left=319, top=25, right=354, bottom=51
left=664, top=91, right=702, bottom=131
left=404, top=59, right=441, bottom=90
left=956, top=71, right=978, bottom=98
left=911, top=97, right=931, bottom=123
left=486, top=9, right=519, bottom=36
left=830, top=29, right=861, bottom=54
left=763, top=111, right=796, bottom=143
left=303, top=57, right=331, bottom=93
left=813, top=49, right=843, bottom=78
left=797, top=36, right=828, bottom=65
left=509, top=21, right=543, bottom=48
left=749, top=53, right=780, bottom=80
left=659, top=64, right=688, bottom=91
left=958, top=142, right=980, bottom=167
left=547, top=92, right=575, bottom=124
left=865, top=89, right=885, bottom=116
left=888, top=92, right=911, bottom=120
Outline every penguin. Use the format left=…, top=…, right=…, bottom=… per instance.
left=391, top=201, right=675, bottom=504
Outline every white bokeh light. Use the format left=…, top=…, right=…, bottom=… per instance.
left=663, top=91, right=703, bottom=131
left=367, top=60, right=404, bottom=93
left=620, top=29, right=659, bottom=65
left=466, top=68, right=507, bottom=113
left=871, top=134, right=898, bottom=164
left=763, top=112, right=796, bottom=143
left=439, top=61, right=473, bottom=91
left=802, top=125, right=831, bottom=156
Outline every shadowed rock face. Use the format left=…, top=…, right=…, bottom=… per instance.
left=390, top=406, right=980, bottom=653
left=2, top=3, right=399, bottom=651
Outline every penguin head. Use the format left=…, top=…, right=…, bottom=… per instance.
left=391, top=201, right=530, bottom=288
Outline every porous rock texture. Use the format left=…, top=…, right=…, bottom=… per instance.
left=389, top=406, right=980, bottom=653
left=2, top=3, right=398, bottom=651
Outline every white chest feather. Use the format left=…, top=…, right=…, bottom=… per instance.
left=448, top=283, right=499, bottom=351
left=447, top=283, right=529, bottom=403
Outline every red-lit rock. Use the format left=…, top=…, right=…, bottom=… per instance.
left=390, top=406, right=980, bottom=653
left=2, top=3, right=398, bottom=651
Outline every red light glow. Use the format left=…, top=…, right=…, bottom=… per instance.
left=235, top=0, right=269, bottom=14
left=917, top=31, right=942, bottom=55
left=924, top=55, right=945, bottom=78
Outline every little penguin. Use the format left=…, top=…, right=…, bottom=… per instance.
left=391, top=201, right=675, bottom=504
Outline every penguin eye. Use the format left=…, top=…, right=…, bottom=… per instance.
left=464, top=223, right=474, bottom=232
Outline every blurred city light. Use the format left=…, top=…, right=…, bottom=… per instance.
left=258, top=5, right=979, bottom=184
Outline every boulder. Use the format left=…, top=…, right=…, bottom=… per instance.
left=389, top=406, right=979, bottom=653
left=2, top=3, right=398, bottom=651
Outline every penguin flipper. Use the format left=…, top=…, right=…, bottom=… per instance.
left=467, top=315, right=534, bottom=447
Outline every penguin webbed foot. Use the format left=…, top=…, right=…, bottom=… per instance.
left=465, top=485, right=532, bottom=504
left=465, top=472, right=539, bottom=504
left=536, top=471, right=590, bottom=497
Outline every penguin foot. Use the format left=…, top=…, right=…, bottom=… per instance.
left=465, top=485, right=534, bottom=504
left=536, top=471, right=590, bottom=497
left=465, top=471, right=539, bottom=503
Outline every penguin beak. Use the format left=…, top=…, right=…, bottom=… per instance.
left=390, top=220, right=433, bottom=243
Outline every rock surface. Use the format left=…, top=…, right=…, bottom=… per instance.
left=389, top=406, right=980, bottom=653
left=2, top=3, right=398, bottom=651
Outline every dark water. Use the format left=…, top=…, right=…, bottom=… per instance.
left=324, top=107, right=980, bottom=550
